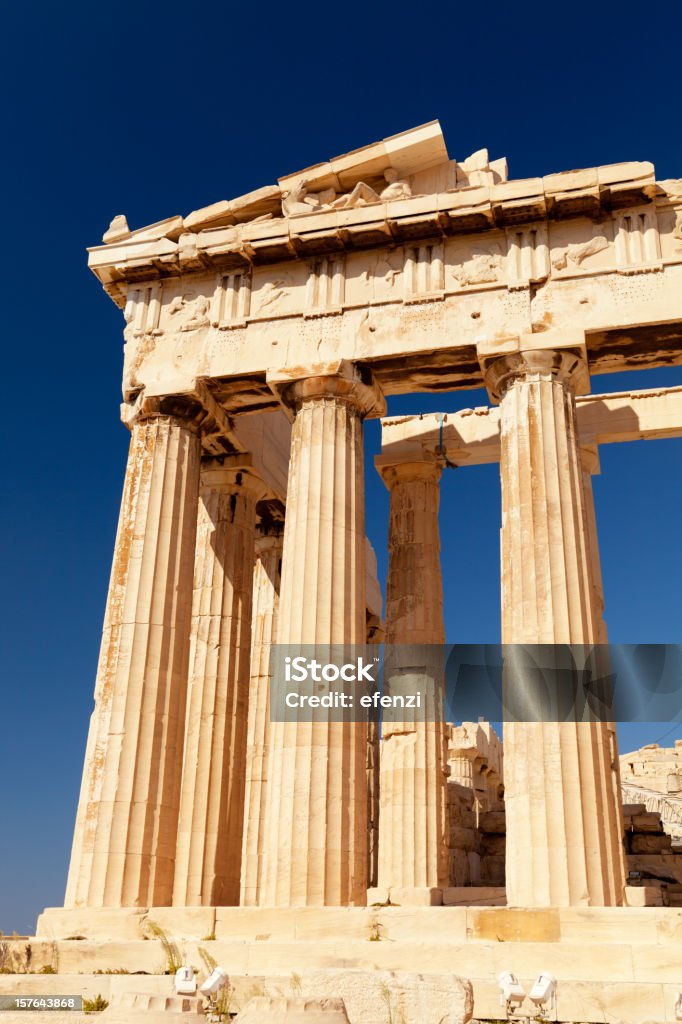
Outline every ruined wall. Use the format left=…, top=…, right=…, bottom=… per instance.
left=446, top=723, right=505, bottom=887
left=445, top=733, right=682, bottom=902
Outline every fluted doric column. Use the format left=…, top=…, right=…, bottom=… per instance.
left=374, top=456, right=449, bottom=896
left=481, top=342, right=625, bottom=907
left=240, top=526, right=283, bottom=906
left=580, top=444, right=608, bottom=644
left=579, top=443, right=624, bottom=884
left=65, top=407, right=202, bottom=908
left=449, top=754, right=475, bottom=788
left=260, top=365, right=384, bottom=906
left=173, top=461, right=267, bottom=906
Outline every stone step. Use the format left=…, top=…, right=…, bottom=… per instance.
left=441, top=887, right=505, bottom=907
left=33, top=904, right=682, bottom=945
left=4, top=930, right=682, bottom=977
left=0, top=965, right=678, bottom=1024
left=235, top=997, right=352, bottom=1023
left=101, top=991, right=204, bottom=1023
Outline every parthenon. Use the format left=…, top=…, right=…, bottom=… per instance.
left=29, top=121, right=682, bottom=1021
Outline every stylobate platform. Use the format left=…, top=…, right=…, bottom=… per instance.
left=0, top=905, right=674, bottom=1021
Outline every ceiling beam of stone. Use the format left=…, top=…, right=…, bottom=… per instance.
left=380, top=385, right=682, bottom=467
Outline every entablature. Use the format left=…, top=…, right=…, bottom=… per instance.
left=88, top=121, right=682, bottom=409
left=91, top=160, right=663, bottom=299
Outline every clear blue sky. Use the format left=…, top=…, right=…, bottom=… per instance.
left=1, top=2, right=681, bottom=935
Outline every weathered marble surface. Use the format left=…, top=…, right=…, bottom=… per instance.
left=88, top=121, right=682, bottom=429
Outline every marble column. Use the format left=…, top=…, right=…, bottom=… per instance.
left=366, top=613, right=384, bottom=892
left=580, top=443, right=625, bottom=888
left=173, top=461, right=267, bottom=907
left=482, top=344, right=625, bottom=907
left=366, top=718, right=380, bottom=891
left=240, top=526, right=283, bottom=907
left=374, top=456, right=449, bottom=896
left=65, top=408, right=201, bottom=908
left=260, top=367, right=384, bottom=906
left=449, top=753, right=475, bottom=788
left=580, top=444, right=608, bottom=644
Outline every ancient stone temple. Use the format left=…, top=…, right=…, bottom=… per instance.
left=29, top=122, right=682, bottom=1021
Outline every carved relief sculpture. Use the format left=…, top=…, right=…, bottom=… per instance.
left=256, top=278, right=287, bottom=314
left=281, top=180, right=336, bottom=217
left=331, top=168, right=412, bottom=209
left=450, top=244, right=504, bottom=287
left=281, top=168, right=412, bottom=217
left=552, top=234, right=610, bottom=270
left=168, top=292, right=211, bottom=331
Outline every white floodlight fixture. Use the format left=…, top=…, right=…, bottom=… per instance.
left=497, top=970, right=525, bottom=1010
left=529, top=971, right=557, bottom=1011
left=200, top=967, right=228, bottom=997
left=174, top=965, right=197, bottom=995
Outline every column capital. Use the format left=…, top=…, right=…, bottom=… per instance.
left=267, top=359, right=386, bottom=420
left=375, top=449, right=442, bottom=490
left=121, top=379, right=246, bottom=456
left=200, top=458, right=270, bottom=502
left=477, top=332, right=589, bottom=403
left=121, top=390, right=205, bottom=433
